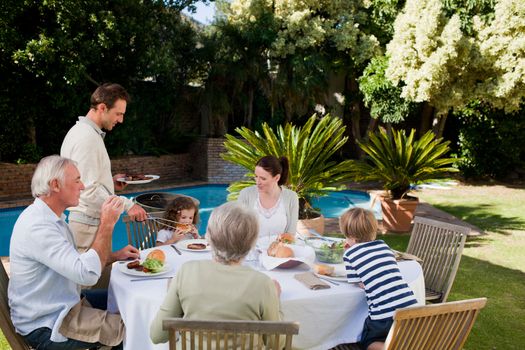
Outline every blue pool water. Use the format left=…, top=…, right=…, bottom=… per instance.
left=0, top=185, right=381, bottom=256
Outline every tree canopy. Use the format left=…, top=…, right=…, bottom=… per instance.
left=386, top=0, right=525, bottom=115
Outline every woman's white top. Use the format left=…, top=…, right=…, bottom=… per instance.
left=255, top=194, right=287, bottom=246
left=238, top=185, right=299, bottom=236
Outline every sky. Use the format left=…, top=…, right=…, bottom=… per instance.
left=182, top=2, right=217, bottom=25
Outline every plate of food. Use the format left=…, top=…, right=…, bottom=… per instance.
left=117, top=174, right=160, bottom=185
left=118, top=249, right=172, bottom=277
left=313, top=263, right=348, bottom=282
left=260, top=234, right=315, bottom=270
left=176, top=239, right=211, bottom=252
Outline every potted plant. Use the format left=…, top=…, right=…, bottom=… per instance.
left=221, top=114, right=355, bottom=235
left=352, top=128, right=458, bottom=232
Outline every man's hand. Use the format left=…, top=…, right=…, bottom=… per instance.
left=100, top=196, right=125, bottom=227
left=92, top=196, right=125, bottom=267
left=113, top=173, right=128, bottom=191
left=109, top=245, right=140, bottom=264
left=127, top=203, right=147, bottom=221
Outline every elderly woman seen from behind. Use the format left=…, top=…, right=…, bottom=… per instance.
left=150, top=201, right=282, bottom=345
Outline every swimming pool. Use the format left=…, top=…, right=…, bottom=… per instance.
left=0, top=185, right=381, bottom=256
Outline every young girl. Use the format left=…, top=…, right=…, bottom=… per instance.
left=156, top=196, right=200, bottom=246
left=340, top=208, right=417, bottom=350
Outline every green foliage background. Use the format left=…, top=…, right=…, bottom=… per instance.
left=0, top=0, right=207, bottom=162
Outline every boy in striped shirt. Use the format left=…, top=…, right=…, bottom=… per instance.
left=340, top=208, right=417, bottom=350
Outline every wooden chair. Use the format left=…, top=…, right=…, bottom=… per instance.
left=162, top=318, right=300, bottom=350
left=0, top=260, right=31, bottom=350
left=406, top=216, right=469, bottom=303
left=124, top=212, right=162, bottom=250
left=384, top=297, right=487, bottom=350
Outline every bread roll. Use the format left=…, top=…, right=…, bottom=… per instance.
left=313, top=264, right=335, bottom=276
left=147, top=249, right=166, bottom=263
left=267, top=242, right=294, bottom=258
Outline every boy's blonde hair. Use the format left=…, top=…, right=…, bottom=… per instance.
left=339, top=208, right=378, bottom=243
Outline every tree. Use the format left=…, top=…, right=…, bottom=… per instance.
left=0, top=0, right=208, bottom=161
left=385, top=0, right=525, bottom=135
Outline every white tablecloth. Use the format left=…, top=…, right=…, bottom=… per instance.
left=108, top=245, right=425, bottom=350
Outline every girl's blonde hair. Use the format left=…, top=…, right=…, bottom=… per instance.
left=164, top=196, right=199, bottom=225
left=339, top=208, right=378, bottom=243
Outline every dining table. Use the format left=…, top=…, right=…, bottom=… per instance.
left=107, top=242, right=425, bottom=350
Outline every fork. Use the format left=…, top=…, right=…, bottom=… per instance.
left=171, top=244, right=182, bottom=255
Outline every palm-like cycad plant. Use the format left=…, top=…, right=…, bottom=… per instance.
left=222, top=115, right=355, bottom=218
left=353, top=128, right=458, bottom=199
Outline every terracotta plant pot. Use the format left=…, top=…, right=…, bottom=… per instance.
left=381, top=197, right=419, bottom=233
left=297, top=214, right=325, bottom=236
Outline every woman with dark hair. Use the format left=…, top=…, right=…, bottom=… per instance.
left=238, top=155, right=299, bottom=243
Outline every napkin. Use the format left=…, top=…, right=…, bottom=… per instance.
left=294, top=272, right=330, bottom=290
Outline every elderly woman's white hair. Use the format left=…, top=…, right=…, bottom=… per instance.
left=31, top=155, right=77, bottom=198
left=206, top=201, right=259, bottom=264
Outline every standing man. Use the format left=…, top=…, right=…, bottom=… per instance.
left=61, top=83, right=147, bottom=253
left=9, top=155, right=138, bottom=349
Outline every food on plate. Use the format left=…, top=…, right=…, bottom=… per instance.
left=313, top=264, right=335, bottom=276
left=187, top=243, right=207, bottom=250
left=277, top=233, right=295, bottom=244
left=126, top=260, right=143, bottom=271
left=267, top=241, right=294, bottom=258
left=141, top=249, right=166, bottom=273
left=124, top=174, right=151, bottom=181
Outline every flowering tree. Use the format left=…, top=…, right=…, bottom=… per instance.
left=385, top=0, right=525, bottom=134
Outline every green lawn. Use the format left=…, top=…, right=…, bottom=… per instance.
left=2, top=182, right=524, bottom=349
left=382, top=183, right=525, bottom=350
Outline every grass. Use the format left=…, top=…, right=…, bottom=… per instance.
left=1, top=182, right=524, bottom=349
left=381, top=182, right=525, bottom=350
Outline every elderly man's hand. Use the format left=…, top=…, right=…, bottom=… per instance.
left=127, top=203, right=148, bottom=221
left=100, top=196, right=124, bottom=226
left=110, top=245, right=140, bottom=263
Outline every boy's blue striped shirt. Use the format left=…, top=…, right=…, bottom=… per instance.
left=344, top=240, right=417, bottom=320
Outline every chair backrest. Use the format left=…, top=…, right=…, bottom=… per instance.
left=0, top=260, right=31, bottom=350
left=163, top=318, right=300, bottom=350
left=384, top=297, right=487, bottom=350
left=406, top=216, right=469, bottom=303
left=123, top=213, right=162, bottom=250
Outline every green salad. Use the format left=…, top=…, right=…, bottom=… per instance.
left=315, top=241, right=345, bottom=263
left=142, top=258, right=164, bottom=273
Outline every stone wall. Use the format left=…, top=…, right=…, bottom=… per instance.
left=0, top=138, right=247, bottom=203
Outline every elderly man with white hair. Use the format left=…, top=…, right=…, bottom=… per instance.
left=8, top=155, right=139, bottom=349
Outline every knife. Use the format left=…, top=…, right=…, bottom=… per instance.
left=171, top=244, right=182, bottom=255
left=130, top=276, right=173, bottom=282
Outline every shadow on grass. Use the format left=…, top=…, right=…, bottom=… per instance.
left=451, top=255, right=525, bottom=350
left=382, top=234, right=525, bottom=349
left=429, top=203, right=525, bottom=235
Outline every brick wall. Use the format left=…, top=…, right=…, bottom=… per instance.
left=0, top=162, right=37, bottom=200
left=190, top=137, right=247, bottom=184
left=0, top=138, right=248, bottom=203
